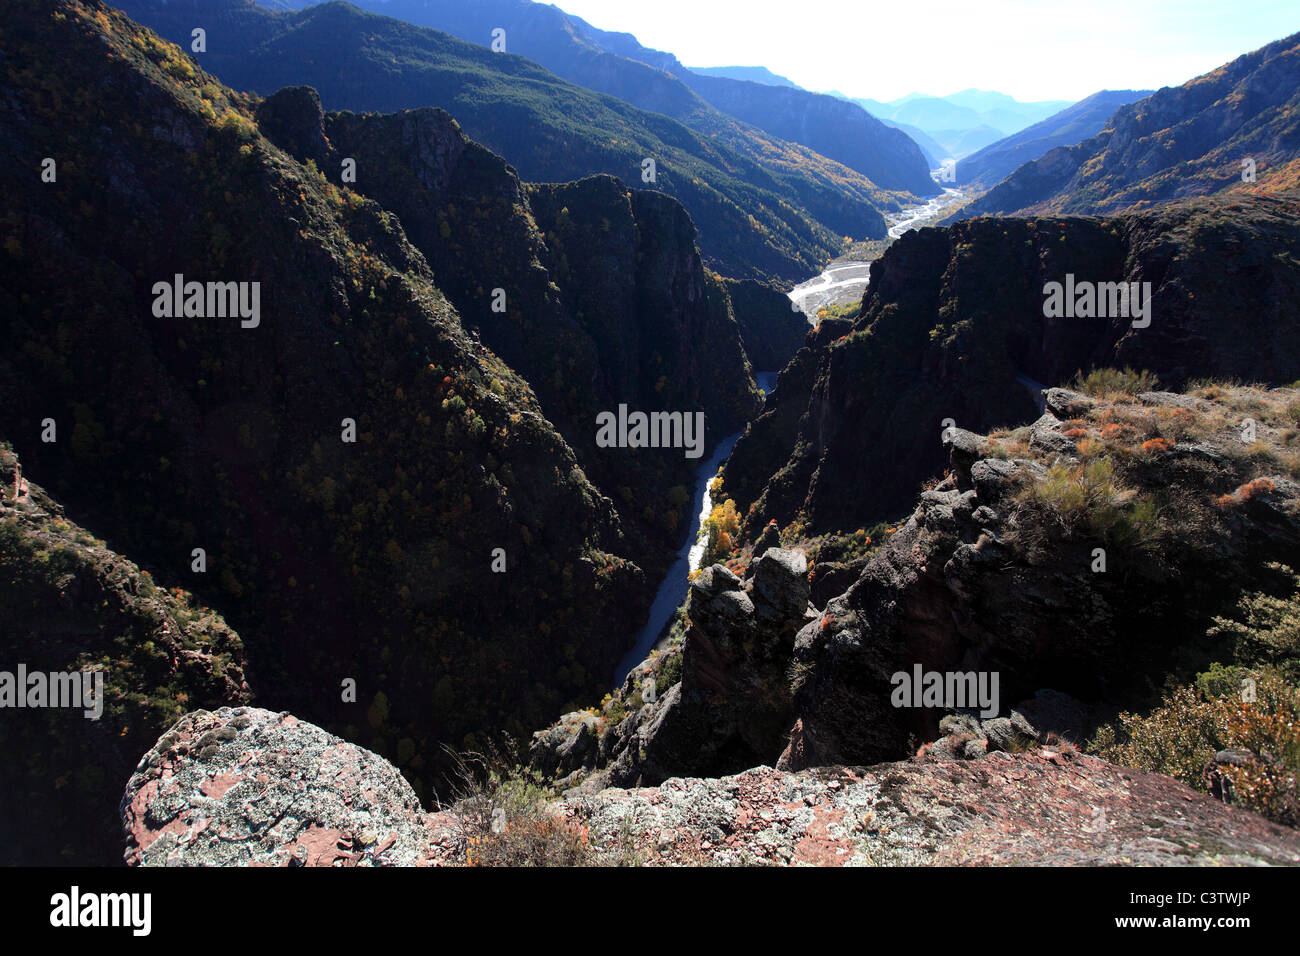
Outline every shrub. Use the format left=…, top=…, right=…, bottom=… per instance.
left=1091, top=668, right=1299, bottom=827
left=1208, top=564, right=1300, bottom=683
left=1010, top=457, right=1163, bottom=557
left=700, top=498, right=741, bottom=566
left=1070, top=367, right=1160, bottom=399
left=444, top=746, right=594, bottom=866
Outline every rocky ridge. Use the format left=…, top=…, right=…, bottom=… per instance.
left=121, top=706, right=1300, bottom=866
left=725, top=192, right=1300, bottom=537
left=534, top=382, right=1300, bottom=788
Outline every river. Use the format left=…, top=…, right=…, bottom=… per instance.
left=613, top=370, right=780, bottom=685
left=787, top=186, right=966, bottom=319
left=612, top=184, right=968, bottom=685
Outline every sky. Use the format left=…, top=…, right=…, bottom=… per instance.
left=552, top=0, right=1298, bottom=102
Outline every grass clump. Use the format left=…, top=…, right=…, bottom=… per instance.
left=1010, top=456, right=1163, bottom=557
left=443, top=745, right=594, bottom=867
left=1070, top=367, right=1160, bottom=399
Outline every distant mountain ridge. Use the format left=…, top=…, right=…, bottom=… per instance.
left=954, top=32, right=1300, bottom=218
left=841, top=89, right=1073, bottom=159
left=266, top=0, right=938, bottom=197
left=955, top=90, right=1153, bottom=189
left=691, top=66, right=802, bottom=89
left=113, top=0, right=902, bottom=281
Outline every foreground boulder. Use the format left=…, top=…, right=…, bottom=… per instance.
left=124, top=707, right=1300, bottom=866
left=122, top=708, right=431, bottom=866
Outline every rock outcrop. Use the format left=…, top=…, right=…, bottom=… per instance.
left=531, top=548, right=815, bottom=787
left=726, top=191, right=1300, bottom=536
left=778, top=386, right=1300, bottom=771
left=0, top=445, right=252, bottom=865
left=567, top=754, right=1300, bottom=866
left=123, top=707, right=1300, bottom=866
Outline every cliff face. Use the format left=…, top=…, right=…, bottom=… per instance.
left=1, top=0, right=647, bottom=815
left=956, top=33, right=1300, bottom=218
left=255, top=91, right=762, bottom=564
left=781, top=387, right=1300, bottom=770
left=122, top=706, right=1300, bottom=866
left=726, top=193, right=1300, bottom=536
left=0, top=446, right=251, bottom=864
left=720, top=278, right=810, bottom=373
left=531, top=382, right=1300, bottom=810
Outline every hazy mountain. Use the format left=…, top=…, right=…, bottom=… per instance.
left=114, top=0, right=886, bottom=282
left=955, top=33, right=1300, bottom=218
left=883, top=120, right=948, bottom=167
left=854, top=89, right=1074, bottom=158
left=955, top=90, right=1154, bottom=190
left=263, top=0, right=938, bottom=197
left=924, top=124, right=1007, bottom=159
left=691, top=66, right=803, bottom=89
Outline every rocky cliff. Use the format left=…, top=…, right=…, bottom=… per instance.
left=121, top=706, right=1300, bottom=865
left=1, top=0, right=647, bottom=818
left=720, top=278, right=810, bottom=374
left=1, top=446, right=251, bottom=864
left=254, top=89, right=762, bottom=564
left=725, top=193, right=1300, bottom=536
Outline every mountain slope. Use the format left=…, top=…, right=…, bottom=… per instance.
left=273, top=0, right=937, bottom=197
left=113, top=0, right=890, bottom=281
left=0, top=445, right=252, bottom=865
left=955, top=90, right=1154, bottom=190
left=251, top=87, right=762, bottom=568
left=2, top=0, right=660, bottom=813
left=955, top=33, right=1300, bottom=219
left=690, top=66, right=802, bottom=89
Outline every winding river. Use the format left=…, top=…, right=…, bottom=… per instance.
left=612, top=183, right=968, bottom=685
left=613, top=370, right=779, bottom=685
left=787, top=186, right=966, bottom=319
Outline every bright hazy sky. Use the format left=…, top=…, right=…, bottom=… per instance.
left=552, top=0, right=1298, bottom=102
